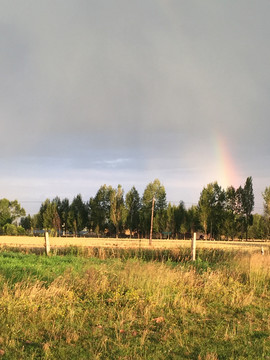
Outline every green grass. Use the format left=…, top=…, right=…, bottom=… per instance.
left=0, top=248, right=269, bottom=359
left=0, top=251, right=102, bottom=285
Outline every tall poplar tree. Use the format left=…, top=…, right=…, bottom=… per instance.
left=223, top=186, right=242, bottom=240
left=141, top=179, right=167, bottom=238
left=110, top=184, right=125, bottom=238
left=262, top=186, right=270, bottom=238
left=69, top=194, right=88, bottom=235
left=198, top=182, right=225, bottom=239
left=89, top=185, right=113, bottom=236
left=240, top=177, right=254, bottom=241
left=125, top=186, right=141, bottom=238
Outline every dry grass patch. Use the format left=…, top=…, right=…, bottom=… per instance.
left=1, top=235, right=269, bottom=253
left=0, top=249, right=269, bottom=359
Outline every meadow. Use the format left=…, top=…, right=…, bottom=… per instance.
left=0, top=235, right=268, bottom=251
left=0, top=240, right=269, bottom=359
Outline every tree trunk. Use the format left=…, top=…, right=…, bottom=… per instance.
left=204, top=220, right=207, bottom=240
left=245, top=216, right=248, bottom=241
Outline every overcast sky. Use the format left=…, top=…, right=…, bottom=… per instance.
left=1, top=0, right=269, bottom=214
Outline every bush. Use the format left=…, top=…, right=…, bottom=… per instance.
left=17, top=226, right=26, bottom=235
left=4, top=224, right=18, bottom=236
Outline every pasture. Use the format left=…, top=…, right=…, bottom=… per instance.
left=0, top=235, right=269, bottom=251
left=0, top=238, right=269, bottom=359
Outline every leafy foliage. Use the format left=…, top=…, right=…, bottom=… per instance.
left=0, top=199, right=26, bottom=234
left=262, top=186, right=270, bottom=239
left=125, top=186, right=141, bottom=237
left=110, top=185, right=125, bottom=237
left=198, top=182, right=225, bottom=239
left=141, top=179, right=167, bottom=237
left=240, top=177, right=255, bottom=240
left=1, top=176, right=266, bottom=240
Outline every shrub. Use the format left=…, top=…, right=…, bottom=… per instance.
left=4, top=223, right=17, bottom=236
left=17, top=226, right=26, bottom=235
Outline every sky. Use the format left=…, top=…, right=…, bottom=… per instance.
left=1, top=0, right=270, bottom=215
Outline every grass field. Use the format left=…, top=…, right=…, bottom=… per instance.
left=0, top=243, right=269, bottom=359
left=0, top=235, right=269, bottom=252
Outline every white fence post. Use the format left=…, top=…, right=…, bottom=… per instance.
left=192, top=232, right=196, bottom=261
left=45, top=231, right=50, bottom=255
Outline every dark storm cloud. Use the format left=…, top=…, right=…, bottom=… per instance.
left=1, top=0, right=270, bottom=211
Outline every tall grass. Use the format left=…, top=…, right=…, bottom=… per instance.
left=0, top=248, right=269, bottom=359
left=0, top=244, right=256, bottom=262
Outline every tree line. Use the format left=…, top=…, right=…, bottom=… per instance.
left=1, top=177, right=270, bottom=240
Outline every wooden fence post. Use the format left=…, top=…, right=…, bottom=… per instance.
left=149, top=197, right=155, bottom=246
left=45, top=231, right=50, bottom=256
left=192, top=232, right=196, bottom=261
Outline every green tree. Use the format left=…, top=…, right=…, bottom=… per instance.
left=180, top=223, right=188, bottom=239
left=32, top=213, right=43, bottom=231
left=110, top=185, right=125, bottom=238
left=240, top=177, right=254, bottom=241
left=198, top=182, right=225, bottom=239
left=89, top=185, right=113, bottom=236
left=41, top=200, right=61, bottom=236
left=141, top=179, right=167, bottom=238
left=198, top=187, right=211, bottom=238
left=186, top=205, right=200, bottom=236
left=69, top=194, right=88, bottom=236
left=41, top=199, right=52, bottom=230
left=165, top=202, right=187, bottom=239
left=20, top=215, right=32, bottom=233
left=165, top=203, right=176, bottom=238
left=248, top=213, right=267, bottom=240
left=36, top=199, right=50, bottom=229
left=125, top=186, right=141, bottom=238
left=11, top=201, right=26, bottom=224
left=17, top=226, right=26, bottom=235
left=175, top=201, right=187, bottom=238
left=58, top=198, right=70, bottom=235
left=3, top=223, right=18, bottom=235
left=223, top=186, right=242, bottom=240
left=37, top=198, right=67, bottom=236
left=0, top=199, right=26, bottom=232
left=262, top=186, right=270, bottom=239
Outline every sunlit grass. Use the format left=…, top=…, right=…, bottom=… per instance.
left=0, top=235, right=269, bottom=253
left=0, top=248, right=269, bottom=359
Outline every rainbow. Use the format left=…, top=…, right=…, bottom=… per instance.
left=214, top=133, right=239, bottom=189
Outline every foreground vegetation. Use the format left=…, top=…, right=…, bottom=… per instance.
left=0, top=247, right=269, bottom=359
